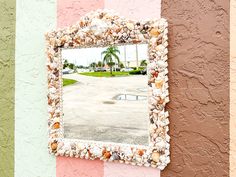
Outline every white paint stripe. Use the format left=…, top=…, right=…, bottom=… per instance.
left=15, top=0, right=56, bottom=176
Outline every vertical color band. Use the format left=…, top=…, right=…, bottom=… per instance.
left=0, top=0, right=16, bottom=176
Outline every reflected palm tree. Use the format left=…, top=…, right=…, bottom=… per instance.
left=140, top=60, right=147, bottom=67
left=102, top=46, right=120, bottom=75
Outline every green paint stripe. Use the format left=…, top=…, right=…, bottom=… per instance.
left=0, top=0, right=16, bottom=177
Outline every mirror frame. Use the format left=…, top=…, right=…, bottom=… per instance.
left=45, top=9, right=170, bottom=170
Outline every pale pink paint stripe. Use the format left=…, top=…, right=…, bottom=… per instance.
left=104, top=0, right=161, bottom=21
left=104, top=0, right=161, bottom=176
left=57, top=0, right=104, bottom=176
left=57, top=0, right=104, bottom=28
left=104, top=162, right=160, bottom=177
left=56, top=157, right=104, bottom=177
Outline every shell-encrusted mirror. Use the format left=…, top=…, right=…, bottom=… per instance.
left=45, top=9, right=170, bottom=170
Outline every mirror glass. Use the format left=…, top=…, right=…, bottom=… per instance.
left=62, top=44, right=149, bottom=145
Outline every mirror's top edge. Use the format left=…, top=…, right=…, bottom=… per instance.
left=59, top=42, right=149, bottom=51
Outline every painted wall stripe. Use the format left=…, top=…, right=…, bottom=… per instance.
left=104, top=0, right=161, bottom=21
left=0, top=0, right=15, bottom=176
left=57, top=157, right=104, bottom=177
left=104, top=0, right=161, bottom=176
left=230, top=0, right=236, bottom=176
left=161, top=1, right=230, bottom=176
left=15, top=0, right=56, bottom=177
left=56, top=0, right=161, bottom=176
left=104, top=162, right=160, bottom=177
left=57, top=0, right=105, bottom=28
left=56, top=0, right=104, bottom=176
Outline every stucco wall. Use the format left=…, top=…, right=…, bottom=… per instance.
left=3, top=0, right=230, bottom=177
left=56, top=0, right=161, bottom=176
left=0, top=0, right=15, bottom=177
left=230, top=0, right=236, bottom=176
left=15, top=0, right=56, bottom=177
left=161, top=0, right=230, bottom=176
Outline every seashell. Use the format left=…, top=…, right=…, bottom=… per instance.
left=137, top=149, right=144, bottom=156
left=58, top=149, right=65, bottom=156
left=103, top=151, right=111, bottom=159
left=148, top=78, right=155, bottom=85
left=155, top=79, right=163, bottom=89
left=110, top=152, right=120, bottom=161
left=70, top=143, right=76, bottom=150
left=151, top=152, right=160, bottom=163
left=64, top=143, right=71, bottom=151
left=150, top=28, right=160, bottom=37
left=126, top=22, right=134, bottom=30
left=53, top=122, right=60, bottom=129
left=85, top=152, right=90, bottom=159
left=152, top=71, right=158, bottom=78
left=91, top=146, right=102, bottom=157
left=57, top=142, right=64, bottom=150
left=70, top=151, right=74, bottom=157
left=157, top=60, right=165, bottom=68
left=51, top=142, right=58, bottom=151
left=150, top=37, right=158, bottom=46
left=158, top=98, right=164, bottom=104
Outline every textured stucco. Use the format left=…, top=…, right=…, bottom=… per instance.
left=15, top=0, right=56, bottom=177
left=57, top=157, right=104, bottom=177
left=104, top=0, right=161, bottom=20
left=161, top=0, right=230, bottom=177
left=0, top=0, right=15, bottom=177
left=56, top=0, right=161, bottom=176
left=57, top=0, right=104, bottom=28
left=104, top=162, right=160, bottom=177
left=230, top=0, right=236, bottom=176
left=56, top=1, right=105, bottom=176
left=104, top=0, right=161, bottom=176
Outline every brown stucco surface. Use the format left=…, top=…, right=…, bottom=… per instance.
left=161, top=0, right=229, bottom=176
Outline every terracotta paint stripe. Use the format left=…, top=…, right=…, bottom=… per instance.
left=104, top=0, right=161, bottom=176
left=230, top=0, right=236, bottom=176
left=57, top=157, right=104, bottom=177
left=15, top=0, right=57, bottom=176
left=57, top=0, right=105, bottom=28
left=56, top=0, right=104, bottom=176
left=161, top=1, right=230, bottom=176
left=0, top=0, right=15, bottom=176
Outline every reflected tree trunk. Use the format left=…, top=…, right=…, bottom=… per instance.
left=124, top=45, right=127, bottom=68
left=135, top=44, right=139, bottom=69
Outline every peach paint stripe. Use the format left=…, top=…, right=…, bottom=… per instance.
left=230, top=0, right=236, bottom=176
left=56, top=157, right=104, bottom=177
left=104, top=0, right=161, bottom=176
left=56, top=0, right=104, bottom=176
left=57, top=0, right=105, bottom=28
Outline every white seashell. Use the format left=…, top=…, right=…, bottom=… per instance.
left=49, top=87, right=56, bottom=94
left=91, top=146, right=102, bottom=157
left=126, top=22, right=134, bottom=30
left=157, top=60, right=166, bottom=68
left=63, top=143, right=71, bottom=151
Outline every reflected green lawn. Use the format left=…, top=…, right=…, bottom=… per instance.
left=63, top=78, right=77, bottom=86
left=79, top=71, right=129, bottom=77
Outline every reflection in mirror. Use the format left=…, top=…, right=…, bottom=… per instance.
left=62, top=44, right=149, bottom=145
